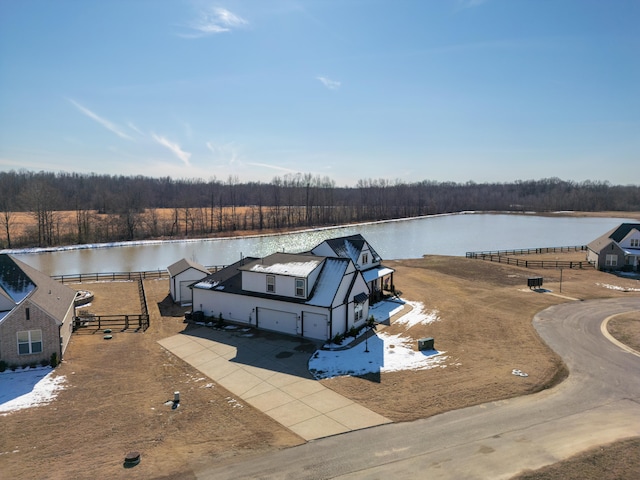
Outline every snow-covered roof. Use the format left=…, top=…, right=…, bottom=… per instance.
left=362, top=266, right=395, bottom=284
left=240, top=253, right=322, bottom=278
left=305, top=258, right=349, bottom=307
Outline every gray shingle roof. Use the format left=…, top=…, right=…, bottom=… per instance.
left=0, top=254, right=77, bottom=326
left=319, top=234, right=381, bottom=264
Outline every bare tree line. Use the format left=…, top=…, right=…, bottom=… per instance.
left=0, top=169, right=638, bottom=249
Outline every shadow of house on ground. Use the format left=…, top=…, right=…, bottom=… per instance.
left=180, top=324, right=320, bottom=379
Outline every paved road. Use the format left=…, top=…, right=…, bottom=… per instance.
left=196, top=297, right=640, bottom=479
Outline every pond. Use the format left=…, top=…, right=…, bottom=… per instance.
left=7, top=213, right=632, bottom=276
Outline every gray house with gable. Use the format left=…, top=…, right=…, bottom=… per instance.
left=587, top=223, right=640, bottom=271
left=0, top=255, right=77, bottom=367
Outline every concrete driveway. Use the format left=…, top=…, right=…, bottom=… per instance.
left=158, top=326, right=390, bottom=440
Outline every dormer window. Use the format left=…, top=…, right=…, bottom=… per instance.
left=631, top=239, right=640, bottom=247
left=295, top=278, right=305, bottom=297
left=266, top=275, right=275, bottom=293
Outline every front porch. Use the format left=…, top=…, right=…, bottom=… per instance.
left=363, top=266, right=396, bottom=304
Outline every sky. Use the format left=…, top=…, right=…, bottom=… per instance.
left=0, top=0, right=638, bottom=187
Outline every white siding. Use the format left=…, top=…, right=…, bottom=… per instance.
left=171, top=268, right=209, bottom=304
left=242, top=271, right=312, bottom=298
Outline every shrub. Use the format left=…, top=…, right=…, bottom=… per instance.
left=50, top=352, right=59, bottom=368
left=10, top=364, right=17, bottom=371
left=29, top=362, right=37, bottom=368
left=40, top=358, right=50, bottom=367
left=0, top=360, right=6, bottom=373
left=348, top=326, right=359, bottom=338
left=332, top=333, right=344, bottom=345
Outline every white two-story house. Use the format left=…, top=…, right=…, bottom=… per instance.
left=190, top=252, right=370, bottom=341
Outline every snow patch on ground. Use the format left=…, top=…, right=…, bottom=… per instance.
left=0, top=368, right=66, bottom=415
left=597, top=283, right=640, bottom=292
left=309, top=332, right=446, bottom=379
left=392, top=301, right=439, bottom=328
left=310, top=298, right=445, bottom=379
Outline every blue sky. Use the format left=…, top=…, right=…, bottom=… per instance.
left=0, top=0, right=638, bottom=187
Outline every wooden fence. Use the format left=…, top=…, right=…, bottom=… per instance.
left=53, top=265, right=226, bottom=284
left=466, top=245, right=594, bottom=269
left=73, top=314, right=149, bottom=334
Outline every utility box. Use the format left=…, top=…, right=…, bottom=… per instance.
left=418, top=337, right=434, bottom=351
left=527, top=277, right=543, bottom=289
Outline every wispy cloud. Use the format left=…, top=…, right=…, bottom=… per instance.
left=127, top=121, right=145, bottom=136
left=316, top=76, right=341, bottom=90
left=152, top=133, right=191, bottom=165
left=180, top=7, right=248, bottom=38
left=68, top=99, right=133, bottom=140
left=247, top=162, right=299, bottom=174
left=206, top=141, right=240, bottom=165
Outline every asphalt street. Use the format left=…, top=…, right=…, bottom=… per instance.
left=196, top=297, right=640, bottom=480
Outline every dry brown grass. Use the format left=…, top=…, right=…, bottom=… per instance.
left=1, top=252, right=639, bottom=479
left=512, top=437, right=640, bottom=480
left=608, top=312, right=640, bottom=351
left=0, top=280, right=303, bottom=480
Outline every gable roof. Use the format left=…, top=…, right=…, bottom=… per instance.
left=0, top=254, right=77, bottom=326
left=0, top=254, right=36, bottom=304
left=588, top=223, right=640, bottom=252
left=316, top=234, right=382, bottom=264
left=608, top=223, right=640, bottom=243
left=167, top=258, right=209, bottom=277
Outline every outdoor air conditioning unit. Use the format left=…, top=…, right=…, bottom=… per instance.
left=418, top=337, right=434, bottom=351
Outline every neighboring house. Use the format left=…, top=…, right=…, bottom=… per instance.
left=587, top=223, right=640, bottom=271
left=191, top=252, right=370, bottom=341
left=167, top=258, right=210, bottom=305
left=0, top=254, right=77, bottom=367
left=311, top=234, right=395, bottom=302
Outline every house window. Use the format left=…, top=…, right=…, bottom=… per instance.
left=362, top=253, right=368, bottom=264
left=26, top=307, right=30, bottom=320
left=631, top=239, right=640, bottom=248
left=17, top=330, right=42, bottom=355
left=354, top=303, right=363, bottom=321
left=605, top=254, right=618, bottom=267
left=295, top=278, right=305, bottom=297
left=266, top=275, right=275, bottom=293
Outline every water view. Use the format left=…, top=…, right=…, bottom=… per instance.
left=7, top=213, right=633, bottom=277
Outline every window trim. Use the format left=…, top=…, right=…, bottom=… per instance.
left=17, top=329, right=43, bottom=355
left=266, top=275, right=276, bottom=293
left=354, top=303, right=363, bottom=321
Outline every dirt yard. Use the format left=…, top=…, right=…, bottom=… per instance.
left=1, top=254, right=639, bottom=479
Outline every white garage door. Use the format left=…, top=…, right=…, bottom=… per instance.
left=257, top=308, right=298, bottom=336
left=179, top=281, right=193, bottom=305
left=303, top=312, right=328, bottom=340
